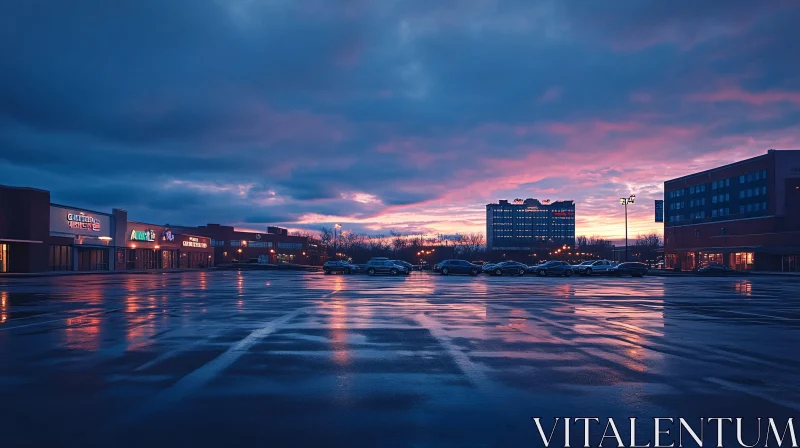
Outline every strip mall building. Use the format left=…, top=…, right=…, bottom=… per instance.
left=0, top=185, right=213, bottom=273
left=0, top=184, right=323, bottom=273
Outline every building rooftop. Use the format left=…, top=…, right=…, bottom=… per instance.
left=488, top=199, right=575, bottom=207
left=665, top=149, right=800, bottom=185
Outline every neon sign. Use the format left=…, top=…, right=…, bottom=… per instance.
left=553, top=211, right=574, bottom=217
left=130, top=229, right=156, bottom=242
left=182, top=236, right=208, bottom=249
left=67, top=213, right=100, bottom=232
left=162, top=229, right=175, bottom=241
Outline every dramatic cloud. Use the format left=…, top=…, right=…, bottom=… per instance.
left=1, top=0, right=799, bottom=242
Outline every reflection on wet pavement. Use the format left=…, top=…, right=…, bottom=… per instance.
left=0, top=272, right=798, bottom=447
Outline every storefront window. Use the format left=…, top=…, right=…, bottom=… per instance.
left=732, top=252, right=754, bottom=271
left=76, top=248, right=108, bottom=271
left=699, top=252, right=724, bottom=267
left=0, top=244, right=7, bottom=273
left=49, top=245, right=74, bottom=271
left=277, top=253, right=295, bottom=264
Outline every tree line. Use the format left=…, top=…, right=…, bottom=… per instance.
left=299, top=227, right=662, bottom=264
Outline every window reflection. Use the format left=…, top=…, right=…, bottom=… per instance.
left=734, top=280, right=752, bottom=297
left=1, top=291, right=7, bottom=323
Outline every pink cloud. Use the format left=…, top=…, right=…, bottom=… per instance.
left=537, top=87, right=562, bottom=104
left=686, top=87, right=800, bottom=105
left=629, top=92, right=652, bottom=103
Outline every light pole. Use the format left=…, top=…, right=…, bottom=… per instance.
left=619, top=194, right=636, bottom=262
left=334, top=223, right=341, bottom=259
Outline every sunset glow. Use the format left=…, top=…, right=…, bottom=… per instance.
left=1, top=2, right=798, bottom=242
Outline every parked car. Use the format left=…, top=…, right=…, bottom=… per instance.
left=697, top=263, right=736, bottom=275
left=570, top=261, right=594, bottom=273
left=484, top=261, right=529, bottom=276
left=438, top=259, right=482, bottom=276
left=528, top=261, right=574, bottom=277
left=609, top=262, right=648, bottom=277
left=365, top=258, right=406, bottom=276
left=574, top=259, right=615, bottom=276
left=391, top=260, right=413, bottom=274
left=323, top=260, right=358, bottom=274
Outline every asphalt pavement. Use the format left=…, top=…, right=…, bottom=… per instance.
left=0, top=271, right=798, bottom=447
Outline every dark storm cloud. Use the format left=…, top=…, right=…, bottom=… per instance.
left=1, top=0, right=798, bottom=238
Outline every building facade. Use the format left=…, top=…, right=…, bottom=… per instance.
left=0, top=184, right=214, bottom=273
left=118, top=222, right=212, bottom=270
left=664, top=149, right=800, bottom=271
left=187, top=224, right=327, bottom=266
left=486, top=199, right=576, bottom=252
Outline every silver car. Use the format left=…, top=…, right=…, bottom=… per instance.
left=576, top=260, right=615, bottom=276
left=365, top=259, right=406, bottom=276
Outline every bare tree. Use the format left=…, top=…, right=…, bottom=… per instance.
left=634, top=233, right=662, bottom=264
left=455, top=233, right=485, bottom=260
left=290, top=230, right=312, bottom=238
left=576, top=235, right=588, bottom=249
left=319, top=227, right=333, bottom=246
left=635, top=233, right=662, bottom=248
left=390, top=230, right=407, bottom=253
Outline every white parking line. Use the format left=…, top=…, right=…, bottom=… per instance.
left=413, top=312, right=493, bottom=393
left=705, top=377, right=800, bottom=412
left=103, top=306, right=307, bottom=436
left=150, top=307, right=306, bottom=405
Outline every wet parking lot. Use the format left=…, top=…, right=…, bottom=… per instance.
left=0, top=271, right=799, bottom=447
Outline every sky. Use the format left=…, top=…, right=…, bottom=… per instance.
left=1, top=0, right=799, bottom=243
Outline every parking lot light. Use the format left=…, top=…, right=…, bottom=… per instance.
left=620, top=194, right=636, bottom=261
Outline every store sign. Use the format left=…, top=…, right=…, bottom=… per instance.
left=67, top=212, right=101, bottom=232
left=553, top=211, right=575, bottom=217
left=130, top=229, right=156, bottom=242
left=50, top=206, right=112, bottom=238
left=655, top=200, right=664, bottom=223
left=182, top=236, right=208, bottom=249
left=162, top=229, right=175, bottom=242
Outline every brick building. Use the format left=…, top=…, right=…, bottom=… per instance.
left=663, top=149, right=800, bottom=271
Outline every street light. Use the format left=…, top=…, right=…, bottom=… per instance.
left=334, top=224, right=341, bottom=258
left=620, top=194, right=636, bottom=262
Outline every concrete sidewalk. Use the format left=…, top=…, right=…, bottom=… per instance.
left=0, top=268, right=212, bottom=279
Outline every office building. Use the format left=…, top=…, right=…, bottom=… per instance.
left=486, top=199, right=575, bottom=252
left=663, top=149, right=800, bottom=271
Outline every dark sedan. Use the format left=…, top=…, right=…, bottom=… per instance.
left=528, top=261, right=574, bottom=277
left=438, top=259, right=482, bottom=276
left=608, top=262, right=648, bottom=277
left=323, top=260, right=358, bottom=275
left=391, top=260, right=413, bottom=274
left=484, top=261, right=529, bottom=276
